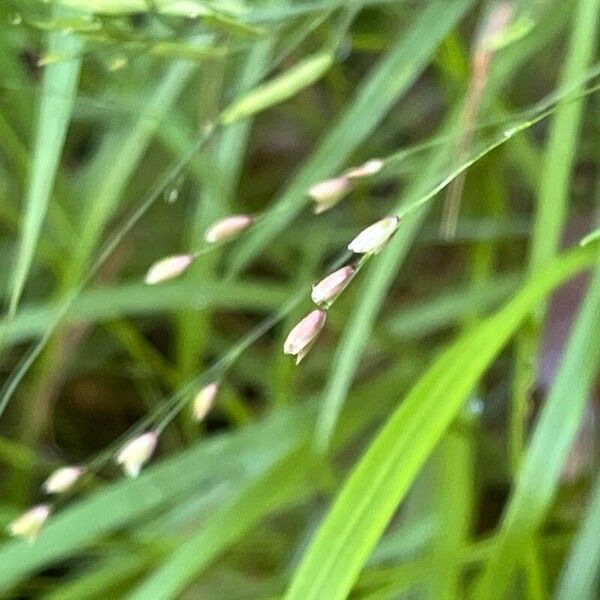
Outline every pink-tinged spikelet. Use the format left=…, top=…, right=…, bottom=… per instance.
left=42, top=466, right=84, bottom=495
left=192, top=382, right=219, bottom=422
left=345, top=159, right=384, bottom=179
left=348, top=216, right=400, bottom=254
left=204, top=214, right=254, bottom=243
left=309, top=176, right=352, bottom=214
left=7, top=504, right=51, bottom=542
left=311, top=265, right=355, bottom=306
left=144, top=254, right=194, bottom=285
left=116, top=432, right=158, bottom=478
left=283, top=309, right=326, bottom=362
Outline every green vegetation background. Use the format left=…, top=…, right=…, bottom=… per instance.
left=1, top=0, right=600, bottom=598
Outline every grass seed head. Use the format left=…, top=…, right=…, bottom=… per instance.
left=7, top=504, right=51, bottom=543
left=204, top=214, right=254, bottom=243
left=116, top=432, right=158, bottom=478
left=284, top=309, right=327, bottom=359
left=42, top=466, right=84, bottom=495
left=347, top=216, right=400, bottom=254
left=144, top=254, right=194, bottom=285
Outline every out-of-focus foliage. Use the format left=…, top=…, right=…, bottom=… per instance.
left=1, top=0, right=600, bottom=598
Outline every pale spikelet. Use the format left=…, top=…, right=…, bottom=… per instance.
left=345, top=159, right=384, bottom=179
left=192, top=382, right=219, bottom=422
left=116, top=432, right=157, bottom=478
left=7, top=504, right=51, bottom=542
left=295, top=340, right=316, bottom=365
left=145, top=254, right=193, bottom=285
left=283, top=309, right=326, bottom=359
left=348, top=216, right=400, bottom=254
left=311, top=266, right=355, bottom=305
left=309, top=176, right=352, bottom=214
left=42, top=466, right=84, bottom=495
left=204, top=214, right=253, bottom=243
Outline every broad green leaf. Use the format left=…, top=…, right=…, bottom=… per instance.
left=284, top=244, right=597, bottom=600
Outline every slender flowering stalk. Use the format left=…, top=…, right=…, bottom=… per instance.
left=345, top=158, right=384, bottom=179
left=309, top=176, right=352, bottom=214
left=42, top=466, right=84, bottom=495
left=7, top=504, right=51, bottom=542
left=283, top=309, right=326, bottom=363
left=348, top=216, right=400, bottom=254
left=204, top=214, right=253, bottom=243
left=115, top=432, right=158, bottom=478
left=192, top=381, right=219, bottom=422
left=311, top=265, right=355, bottom=306
left=144, top=254, right=194, bottom=285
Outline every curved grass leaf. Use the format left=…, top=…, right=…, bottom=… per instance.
left=511, top=0, right=600, bottom=476
left=556, top=471, right=600, bottom=600
left=473, top=258, right=600, bottom=598
left=5, top=6, right=83, bottom=331
left=284, top=244, right=598, bottom=600
left=220, top=52, right=333, bottom=125
left=127, top=450, right=310, bottom=600
left=1, top=278, right=291, bottom=345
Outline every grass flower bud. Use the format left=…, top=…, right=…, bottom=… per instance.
left=204, top=214, right=254, bottom=243
left=345, top=159, right=384, bottom=179
left=311, top=266, right=355, bottom=306
left=42, top=466, right=84, bottom=495
left=192, top=382, right=219, bottom=422
left=283, top=309, right=326, bottom=359
left=295, top=340, right=317, bottom=365
left=348, top=216, right=400, bottom=254
left=116, top=432, right=157, bottom=478
left=7, top=504, right=51, bottom=542
left=309, top=176, right=352, bottom=214
left=145, top=254, right=193, bottom=285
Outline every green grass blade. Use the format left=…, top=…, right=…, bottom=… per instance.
left=1, top=278, right=291, bottom=346
left=127, top=450, right=310, bottom=600
left=5, top=7, right=82, bottom=325
left=384, top=273, right=519, bottom=340
left=555, top=473, right=600, bottom=600
left=43, top=552, right=155, bottom=600
left=65, top=60, right=196, bottom=287
left=220, top=52, right=334, bottom=125
left=473, top=257, right=600, bottom=598
left=512, top=0, right=600, bottom=474
left=284, top=244, right=597, bottom=600
left=529, top=0, right=598, bottom=273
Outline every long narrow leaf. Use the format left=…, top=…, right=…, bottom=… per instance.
left=473, top=258, right=600, bottom=598
left=6, top=7, right=83, bottom=325
left=284, top=244, right=597, bottom=600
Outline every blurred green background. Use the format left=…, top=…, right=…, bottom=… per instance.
left=1, top=0, right=600, bottom=598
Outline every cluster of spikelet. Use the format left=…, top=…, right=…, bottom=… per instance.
left=7, top=159, right=399, bottom=543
